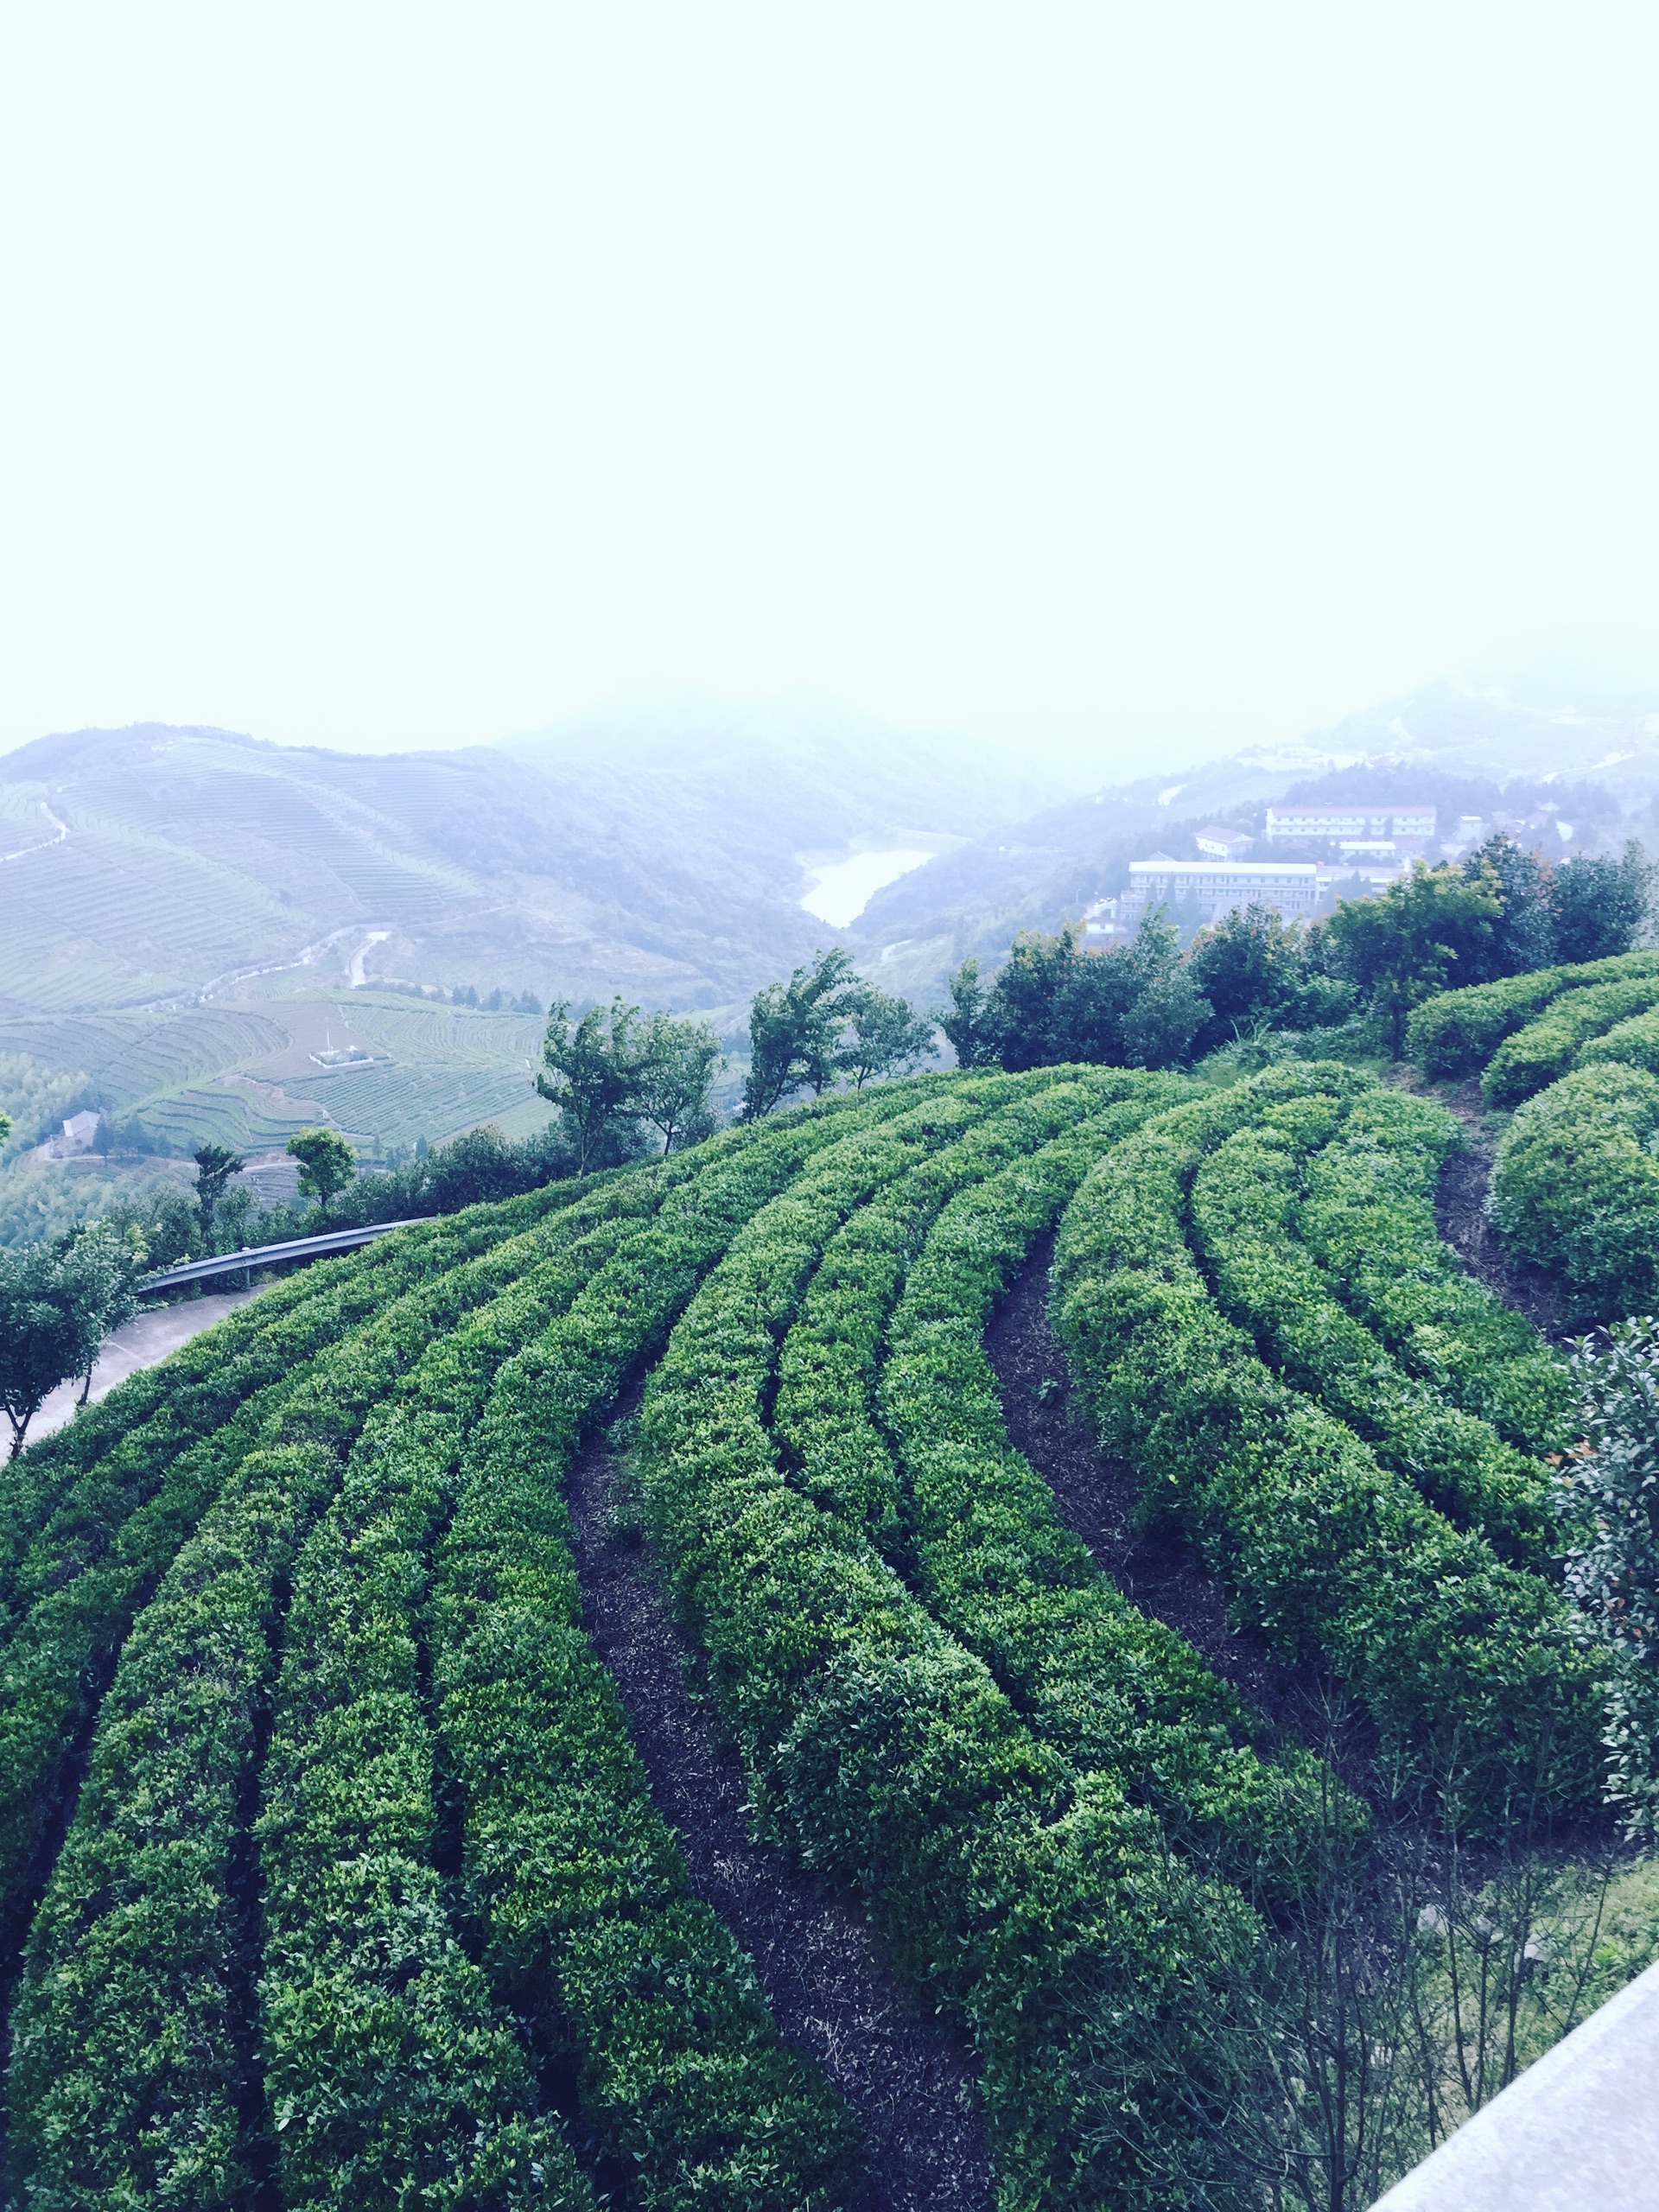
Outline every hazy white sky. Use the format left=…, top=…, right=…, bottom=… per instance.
left=3, top=3, right=1656, bottom=757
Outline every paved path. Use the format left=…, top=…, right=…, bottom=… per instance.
left=24, top=1288, right=262, bottom=1446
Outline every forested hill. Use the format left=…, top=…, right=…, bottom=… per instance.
left=0, top=714, right=1084, bottom=1020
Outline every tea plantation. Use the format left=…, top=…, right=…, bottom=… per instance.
left=0, top=1052, right=1645, bottom=2209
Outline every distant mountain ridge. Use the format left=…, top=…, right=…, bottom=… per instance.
left=0, top=702, right=1096, bottom=1020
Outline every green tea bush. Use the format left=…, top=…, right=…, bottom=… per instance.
left=5, top=1084, right=940, bottom=2208
left=1405, top=950, right=1659, bottom=1081
left=1575, top=1006, right=1659, bottom=1077
left=1482, top=975, right=1659, bottom=1107
left=439, top=1316, right=863, bottom=2209
left=0, top=1183, right=661, bottom=1996
left=1190, top=1115, right=1560, bottom=1565
left=1293, top=1090, right=1572, bottom=1452
left=874, top=1104, right=1355, bottom=1903
left=640, top=1081, right=1265, bottom=2210
left=1051, top=1068, right=1602, bottom=1827
left=1491, top=1063, right=1659, bottom=1318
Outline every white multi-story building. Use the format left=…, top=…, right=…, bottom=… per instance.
left=1120, top=857, right=1320, bottom=927
left=1266, top=802, right=1436, bottom=842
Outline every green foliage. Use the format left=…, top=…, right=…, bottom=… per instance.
left=639, top=1075, right=1266, bottom=2209
left=1293, top=1091, right=1572, bottom=1452
left=1560, top=1322, right=1659, bottom=1840
left=1187, top=902, right=1356, bottom=1048
left=742, top=947, right=863, bottom=1118
left=1549, top=842, right=1656, bottom=963
left=1577, top=1006, right=1659, bottom=1077
left=1491, top=1063, right=1659, bottom=1318
left=833, top=982, right=935, bottom=1090
left=1189, top=1113, right=1563, bottom=1567
left=1404, top=948, right=1659, bottom=1080
left=435, top=1200, right=869, bottom=2208
left=869, top=1090, right=1357, bottom=1904
left=1482, top=975, right=1659, bottom=1107
left=1051, top=1066, right=1603, bottom=1828
left=190, top=1141, right=244, bottom=1247
left=936, top=952, right=989, bottom=1067
left=538, top=996, right=651, bottom=1170
left=954, top=914, right=1213, bottom=1075
left=1323, top=861, right=1503, bottom=1054
left=634, top=1006, right=724, bottom=1151
left=0, top=1051, right=1643, bottom=2209
left=0, top=1224, right=145, bottom=1454
left=286, top=1124, right=358, bottom=1217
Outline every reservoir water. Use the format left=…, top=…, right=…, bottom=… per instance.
left=798, top=847, right=940, bottom=927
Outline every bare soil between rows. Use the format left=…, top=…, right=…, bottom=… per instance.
left=564, top=1395, right=993, bottom=2212
left=1424, top=1081, right=1580, bottom=1341
left=983, top=1230, right=1372, bottom=1779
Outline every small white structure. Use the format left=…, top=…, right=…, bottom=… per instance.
left=1195, top=826, right=1254, bottom=859
left=1081, top=895, right=1129, bottom=944
left=37, top=1109, right=101, bottom=1160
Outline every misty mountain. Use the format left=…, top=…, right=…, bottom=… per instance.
left=0, top=702, right=1098, bottom=1021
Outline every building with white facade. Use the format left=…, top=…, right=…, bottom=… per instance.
left=1120, top=857, right=1320, bottom=927
left=1194, top=825, right=1253, bottom=859
left=1266, top=803, right=1436, bottom=843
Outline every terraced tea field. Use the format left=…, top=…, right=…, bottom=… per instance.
left=2, top=1058, right=1638, bottom=2210
left=0, top=995, right=548, bottom=1161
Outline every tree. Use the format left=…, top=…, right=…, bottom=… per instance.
left=1187, top=904, right=1311, bottom=1046
left=1324, top=861, right=1502, bottom=1055
left=286, top=1126, right=359, bottom=1219
left=938, top=957, right=991, bottom=1068
left=1461, top=833, right=1554, bottom=979
left=0, top=1223, right=143, bottom=1453
left=741, top=949, right=861, bottom=1118
left=1548, top=841, right=1655, bottom=964
left=192, top=1141, right=245, bottom=1249
left=634, top=1010, right=723, bottom=1152
left=836, top=987, right=936, bottom=1089
left=537, top=997, right=646, bottom=1170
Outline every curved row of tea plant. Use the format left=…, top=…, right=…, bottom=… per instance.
left=639, top=1077, right=1263, bottom=2210
left=1291, top=1089, right=1572, bottom=1452
left=7, top=1192, right=663, bottom=2208
left=1404, top=947, right=1659, bottom=1081
left=1491, top=1061, right=1659, bottom=1319
left=3, top=1078, right=952, bottom=2209
left=1187, top=1103, right=1561, bottom=1566
left=0, top=1176, right=665, bottom=1998
left=765, top=1070, right=1346, bottom=1903
left=873, top=1103, right=1354, bottom=1904
left=1481, top=972, right=1659, bottom=1107
left=1052, top=1065, right=1602, bottom=1827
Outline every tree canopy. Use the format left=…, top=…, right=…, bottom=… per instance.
left=286, top=1128, right=359, bottom=1219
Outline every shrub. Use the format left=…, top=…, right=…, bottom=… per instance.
left=1482, top=976, right=1659, bottom=1107
left=1576, top=1007, right=1659, bottom=1077
left=640, top=1076, right=1266, bottom=2209
left=1491, top=1063, right=1659, bottom=1318
left=1051, top=1067, right=1603, bottom=1827
left=1294, top=1090, right=1572, bottom=1453
left=1404, top=949, right=1659, bottom=1081
left=872, top=1100, right=1356, bottom=1904
left=1189, top=1112, right=1561, bottom=1566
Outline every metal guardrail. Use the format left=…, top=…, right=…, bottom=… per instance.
left=140, top=1217, right=433, bottom=1294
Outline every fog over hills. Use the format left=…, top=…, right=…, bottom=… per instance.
left=1, top=653, right=1656, bottom=1188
